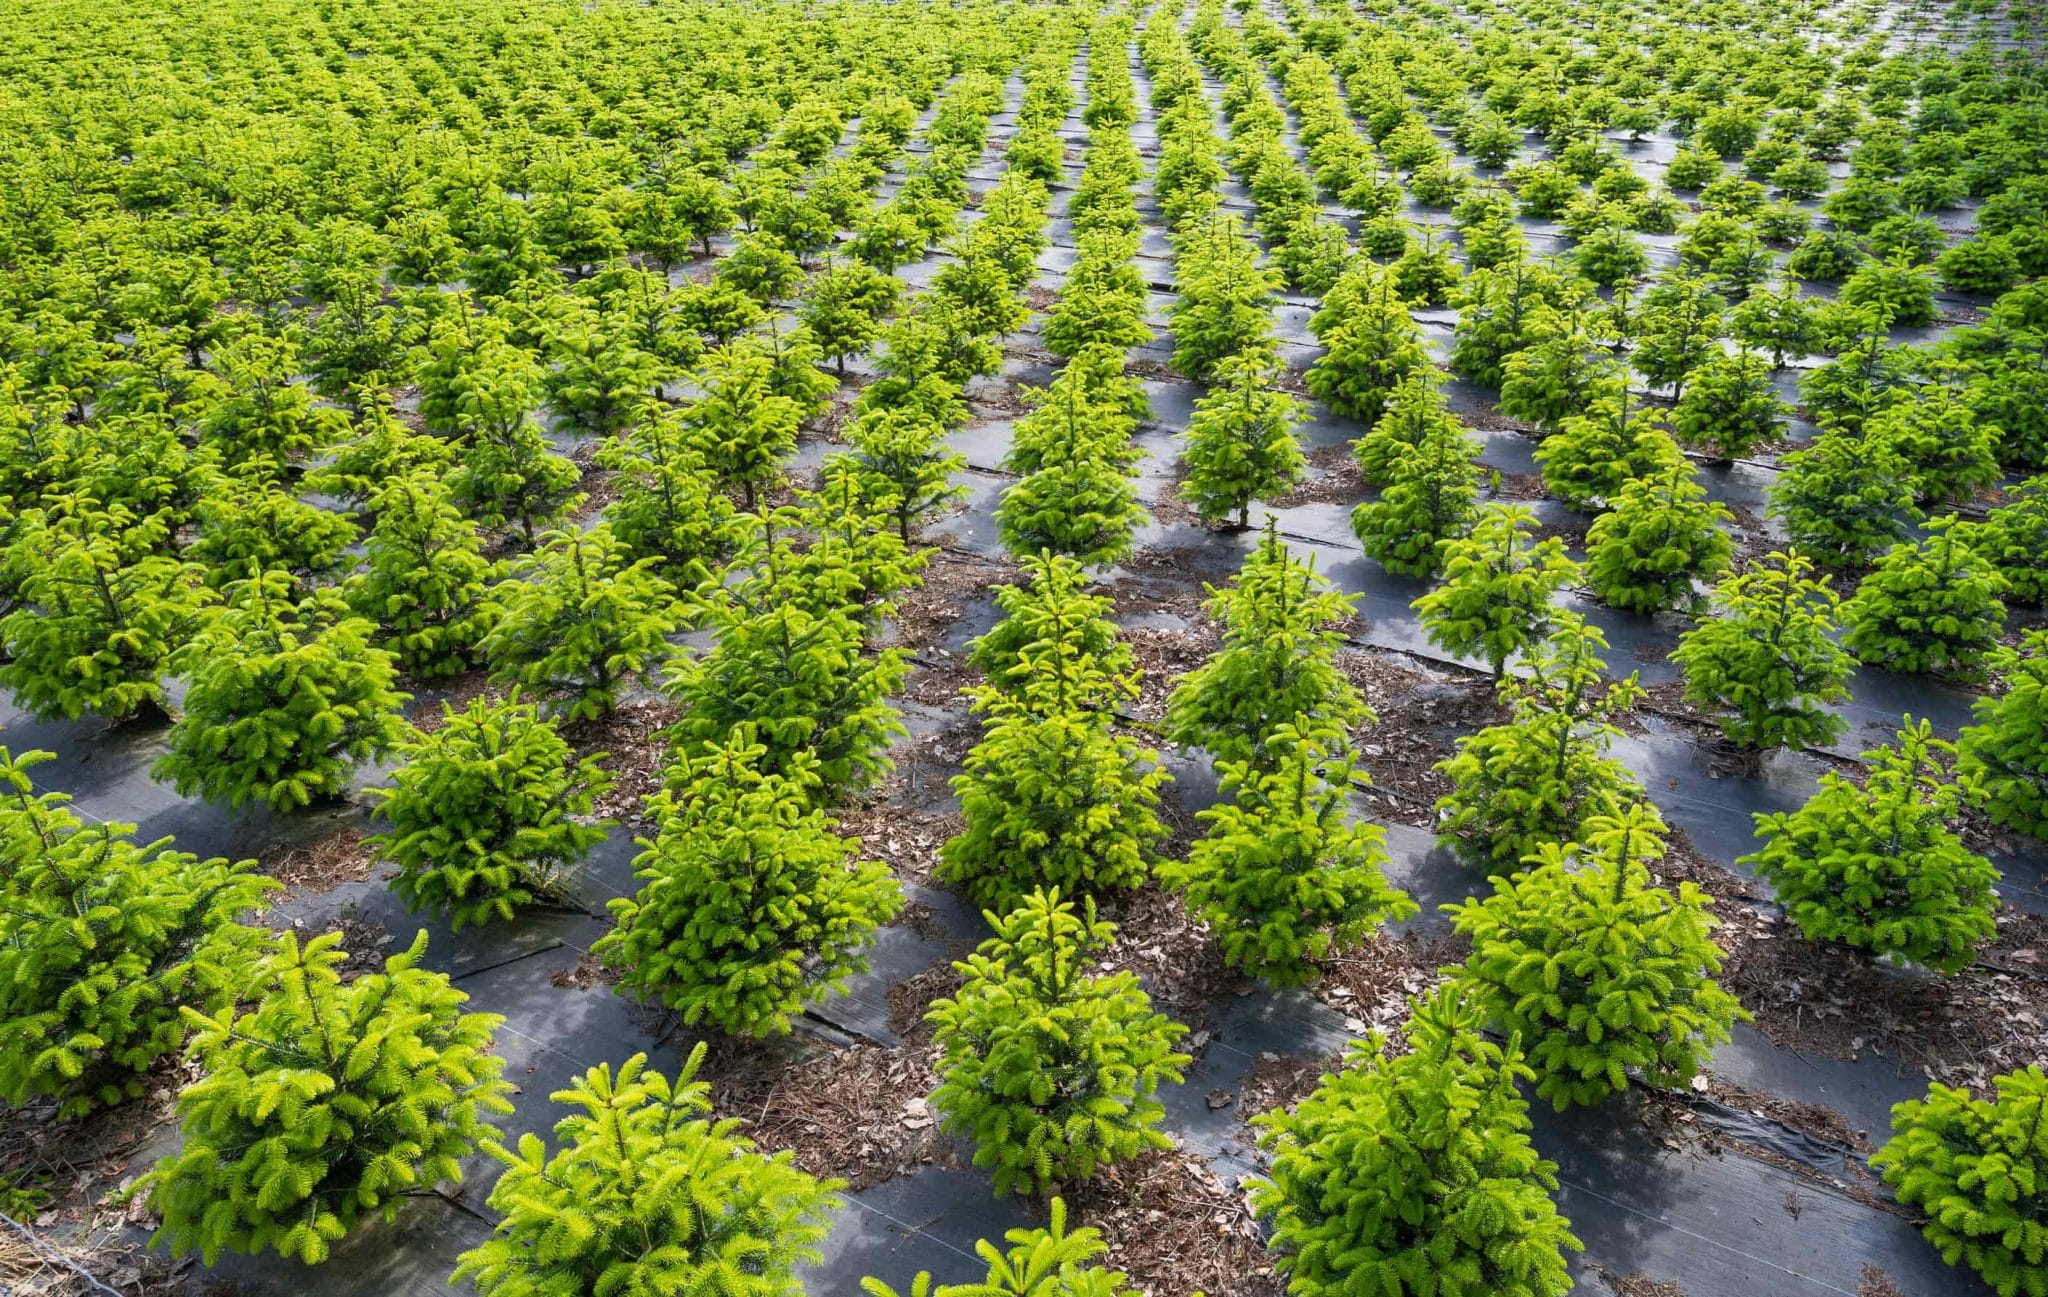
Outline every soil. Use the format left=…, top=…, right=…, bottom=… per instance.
left=1695, top=1075, right=1876, bottom=1153
left=1357, top=677, right=1503, bottom=820
left=1124, top=624, right=1222, bottom=722
left=1099, top=885, right=1237, bottom=1033
left=1857, top=1265, right=1908, bottom=1297
left=548, top=947, right=621, bottom=991
left=1603, top=1275, right=1687, bottom=1297
left=700, top=1032, right=953, bottom=1193
left=836, top=797, right=964, bottom=888
left=1233, top=1051, right=1339, bottom=1120
left=1265, top=444, right=1362, bottom=508
left=563, top=697, right=683, bottom=830
left=1719, top=906, right=2048, bottom=1094
left=1490, top=470, right=1549, bottom=501
left=1068, top=1149, right=1283, bottom=1297
left=1318, top=926, right=1469, bottom=1039
left=0, top=1226, right=191, bottom=1296
left=886, top=549, right=1016, bottom=652
left=266, top=821, right=380, bottom=895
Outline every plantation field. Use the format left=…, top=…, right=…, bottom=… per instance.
left=1, top=0, right=2045, bottom=1294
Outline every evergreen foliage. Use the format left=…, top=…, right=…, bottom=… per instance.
left=1250, top=984, right=1583, bottom=1297
left=0, top=512, right=212, bottom=721
left=1671, top=551, right=1852, bottom=754
left=155, top=572, right=410, bottom=811
left=1161, top=722, right=1416, bottom=987
left=1180, top=351, right=1308, bottom=529
left=1841, top=520, right=2009, bottom=680
left=1412, top=505, right=1579, bottom=677
left=1351, top=415, right=1481, bottom=579
left=598, top=729, right=902, bottom=1036
left=1164, top=523, right=1367, bottom=767
left=0, top=749, right=275, bottom=1116
left=1534, top=394, right=1688, bottom=511
left=1305, top=272, right=1430, bottom=425
left=452, top=1046, right=840, bottom=1297
left=927, top=890, right=1190, bottom=1197
left=1445, top=804, right=1745, bottom=1109
left=1768, top=428, right=1923, bottom=568
left=860, top=1200, right=1136, bottom=1297
left=1741, top=720, right=2001, bottom=974
left=482, top=526, right=681, bottom=722
left=1872, top=1066, right=2048, bottom=1297
left=1959, top=632, right=2048, bottom=839
left=967, top=552, right=1133, bottom=699
left=1669, top=349, right=1789, bottom=459
left=596, top=408, right=741, bottom=583
left=369, top=693, right=612, bottom=932
left=346, top=471, right=497, bottom=678
left=942, top=649, right=1169, bottom=913
left=1435, top=616, right=1646, bottom=868
left=1584, top=468, right=1734, bottom=614
left=139, top=930, right=513, bottom=1265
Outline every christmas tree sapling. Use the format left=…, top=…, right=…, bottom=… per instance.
left=1162, top=722, right=1416, bottom=987
left=927, top=889, right=1190, bottom=1197
left=452, top=1047, right=840, bottom=1297
left=139, top=930, right=513, bottom=1265
left=1671, top=550, right=1852, bottom=756
left=1251, top=984, right=1583, bottom=1297
left=1741, top=719, right=2000, bottom=974
left=369, top=693, right=613, bottom=932
left=1445, top=804, right=1746, bottom=1109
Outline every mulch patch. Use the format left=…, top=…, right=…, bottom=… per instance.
left=1125, top=624, right=1222, bottom=722
left=267, top=821, right=380, bottom=895
left=1233, top=1050, right=1340, bottom=1121
left=1068, top=1149, right=1282, bottom=1297
left=886, top=549, right=1016, bottom=652
left=1719, top=905, right=2048, bottom=1094
left=1266, top=446, right=1363, bottom=509
left=1099, top=885, right=1237, bottom=1034
left=1857, top=1265, right=1908, bottom=1297
left=836, top=797, right=964, bottom=889
left=1489, top=470, right=1549, bottom=501
left=1318, top=926, right=1469, bottom=1040
left=0, top=1226, right=191, bottom=1297
left=1696, top=1075, right=1877, bottom=1153
left=548, top=947, right=622, bottom=991
left=700, top=1031, right=953, bottom=1193
left=1356, top=677, right=1503, bottom=821
left=563, top=697, right=683, bottom=830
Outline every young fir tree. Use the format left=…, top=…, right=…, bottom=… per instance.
left=1352, top=413, right=1482, bottom=579
left=1450, top=258, right=1581, bottom=390
left=1435, top=616, right=1647, bottom=869
left=1584, top=467, right=1735, bottom=615
left=802, top=256, right=902, bottom=374
left=1445, top=804, right=1746, bottom=1109
left=1251, top=983, right=1583, bottom=1297
left=995, top=415, right=1145, bottom=566
left=155, top=572, right=410, bottom=812
left=0, top=748, right=276, bottom=1117
left=683, top=344, right=803, bottom=510
left=942, top=647, right=1170, bottom=913
left=662, top=599, right=909, bottom=802
left=1842, top=520, right=2010, bottom=680
left=1865, top=383, right=2001, bottom=506
left=596, top=407, right=741, bottom=584
left=1671, top=551, right=1853, bottom=755
left=1768, top=428, right=1924, bottom=569
left=454, top=1045, right=838, bottom=1297
left=0, top=514, right=212, bottom=722
left=1164, top=523, right=1368, bottom=767
left=187, top=470, right=360, bottom=591
left=1871, top=1065, right=2048, bottom=1297
left=1161, top=722, right=1417, bottom=987
left=1305, top=273, right=1430, bottom=425
left=369, top=693, right=612, bottom=932
left=139, top=930, right=513, bottom=1266
left=967, top=551, right=1134, bottom=698
left=927, top=889, right=1190, bottom=1198
left=1633, top=271, right=1728, bottom=401
left=1497, top=310, right=1622, bottom=434
left=346, top=470, right=497, bottom=678
left=1413, top=504, right=1581, bottom=678
left=845, top=405, right=967, bottom=545
left=1669, top=348, right=1789, bottom=459
left=598, top=729, right=902, bottom=1037
left=482, top=525, right=681, bottom=721
left=861, top=1199, right=1136, bottom=1297
left=1959, top=631, right=2048, bottom=839
left=1180, top=350, right=1308, bottom=529
left=1741, top=719, right=2001, bottom=974
left=1352, top=373, right=1465, bottom=488
left=1534, top=393, right=1689, bottom=511
left=1963, top=479, right=2048, bottom=606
